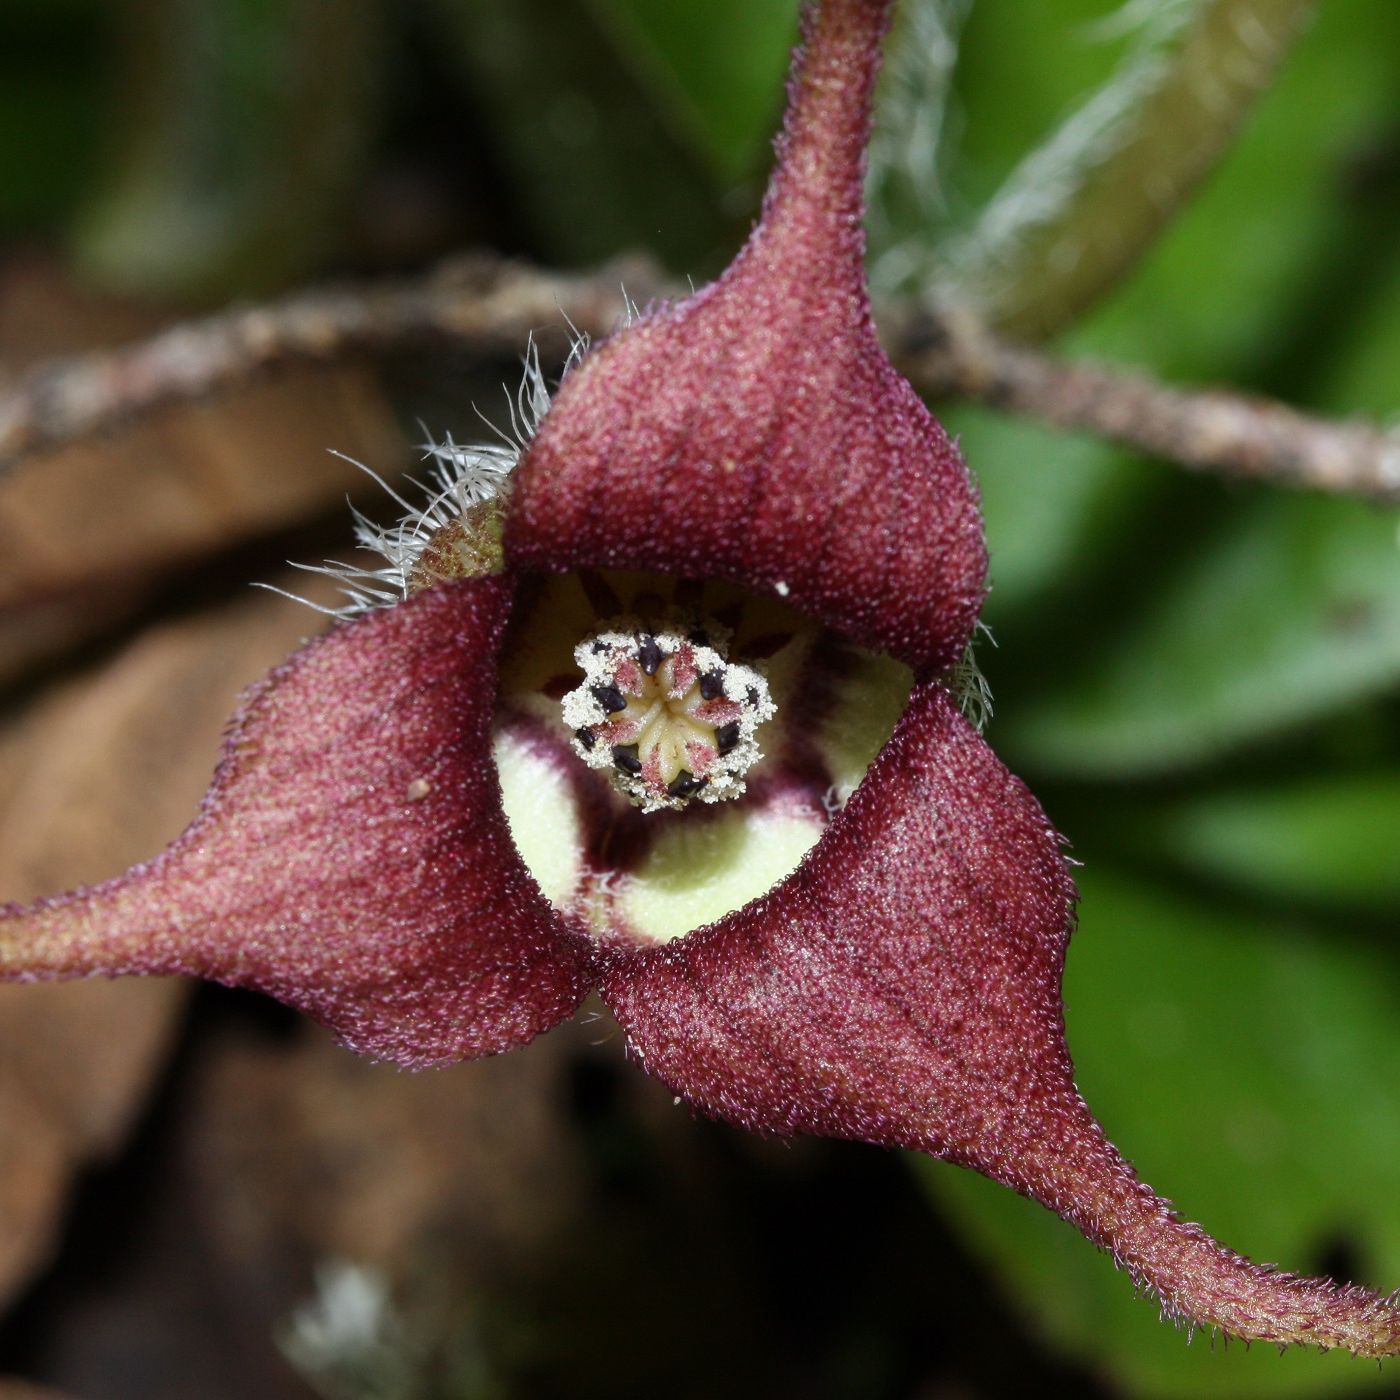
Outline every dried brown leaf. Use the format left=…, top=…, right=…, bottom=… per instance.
left=0, top=366, right=403, bottom=612
left=0, top=254, right=159, bottom=363
left=0, top=576, right=341, bottom=1307
left=186, top=1023, right=585, bottom=1280
left=0, top=581, right=157, bottom=691
left=0, top=256, right=406, bottom=661
left=0, top=1382, right=80, bottom=1400
left=0, top=1084, right=70, bottom=1314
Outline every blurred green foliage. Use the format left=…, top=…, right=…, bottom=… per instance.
left=896, top=4, right=1400, bottom=1393
left=3, top=1, right=1398, bottom=1395
left=1138, top=773, right=1400, bottom=915
left=0, top=0, right=103, bottom=227
left=584, top=0, right=798, bottom=184
left=426, top=0, right=766, bottom=272
left=980, top=3, right=1400, bottom=778
left=73, top=0, right=383, bottom=302
left=920, top=867, right=1400, bottom=1399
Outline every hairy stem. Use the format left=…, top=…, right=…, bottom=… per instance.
left=991, top=1097, right=1400, bottom=1356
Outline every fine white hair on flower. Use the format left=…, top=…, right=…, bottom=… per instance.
left=258, top=330, right=589, bottom=618
left=950, top=620, right=996, bottom=733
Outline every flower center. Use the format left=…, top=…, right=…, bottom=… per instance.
left=560, top=619, right=776, bottom=813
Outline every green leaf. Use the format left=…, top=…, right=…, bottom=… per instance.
left=943, top=403, right=1152, bottom=623
left=1068, top=6, right=1400, bottom=380
left=1131, top=774, right=1400, bottom=916
left=916, top=867, right=1400, bottom=1397
left=1001, top=490, right=1400, bottom=777
left=959, top=1, right=1400, bottom=775
left=584, top=0, right=798, bottom=184
left=865, top=0, right=969, bottom=294
left=1309, top=248, right=1400, bottom=422
left=948, top=0, right=1317, bottom=341
left=0, top=3, right=103, bottom=228
left=945, top=0, right=1153, bottom=215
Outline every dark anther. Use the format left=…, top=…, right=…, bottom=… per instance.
left=591, top=683, right=627, bottom=714
left=715, top=722, right=740, bottom=755
left=699, top=669, right=725, bottom=701
left=667, top=771, right=708, bottom=799
left=590, top=641, right=609, bottom=655
left=575, top=728, right=596, bottom=751
left=612, top=745, right=642, bottom=776
left=637, top=635, right=663, bottom=675
left=746, top=686, right=760, bottom=707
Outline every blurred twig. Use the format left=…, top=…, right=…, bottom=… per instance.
left=0, top=254, right=659, bottom=470
left=898, top=305, right=1400, bottom=498
left=1, top=252, right=1396, bottom=500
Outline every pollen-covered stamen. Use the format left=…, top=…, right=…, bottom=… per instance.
left=561, top=620, right=776, bottom=813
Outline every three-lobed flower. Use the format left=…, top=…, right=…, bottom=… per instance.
left=2, top=0, right=1396, bottom=1358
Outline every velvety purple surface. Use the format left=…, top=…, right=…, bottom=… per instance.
left=507, top=0, right=985, bottom=678
left=600, top=681, right=1400, bottom=1352
left=0, top=580, right=593, bottom=1068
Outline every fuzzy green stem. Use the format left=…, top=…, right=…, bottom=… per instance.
left=949, top=0, right=1317, bottom=341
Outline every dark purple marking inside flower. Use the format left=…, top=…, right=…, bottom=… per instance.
left=666, top=771, right=707, bottom=800
left=612, top=744, right=643, bottom=776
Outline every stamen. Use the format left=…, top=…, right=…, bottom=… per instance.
left=561, top=617, right=777, bottom=813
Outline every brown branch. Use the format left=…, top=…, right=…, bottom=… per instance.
left=896, top=306, right=1400, bottom=499
left=0, top=252, right=665, bottom=469
left=2, top=251, right=1396, bottom=501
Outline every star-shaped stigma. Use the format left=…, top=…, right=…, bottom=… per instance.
left=562, top=619, right=775, bottom=812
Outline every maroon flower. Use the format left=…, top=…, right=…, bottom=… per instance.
left=2, top=0, right=1397, bottom=1357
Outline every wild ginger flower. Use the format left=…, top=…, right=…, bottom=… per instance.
left=2, top=0, right=1397, bottom=1357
